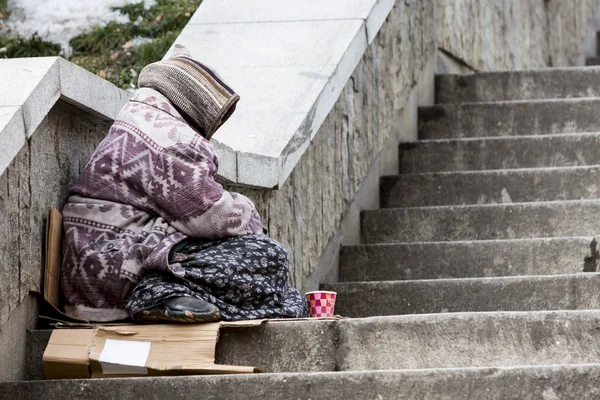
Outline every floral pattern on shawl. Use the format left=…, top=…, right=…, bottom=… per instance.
left=126, top=235, right=309, bottom=321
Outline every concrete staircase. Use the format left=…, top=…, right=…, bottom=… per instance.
left=6, top=68, right=600, bottom=399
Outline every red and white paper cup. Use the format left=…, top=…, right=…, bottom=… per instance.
left=305, top=291, right=337, bottom=318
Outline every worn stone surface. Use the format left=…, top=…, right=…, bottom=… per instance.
left=25, top=328, right=50, bottom=381
left=381, top=166, right=600, bottom=207
left=362, top=200, right=600, bottom=244
left=436, top=67, right=600, bottom=104
left=371, top=199, right=600, bottom=243
left=435, top=0, right=600, bottom=70
left=328, top=273, right=600, bottom=317
left=193, top=0, right=380, bottom=23
left=216, top=320, right=338, bottom=373
left=25, top=310, right=600, bottom=375
left=419, top=98, right=600, bottom=140
left=0, top=103, right=109, bottom=381
left=0, top=103, right=109, bottom=323
left=0, top=58, right=129, bottom=179
left=339, top=237, right=598, bottom=282
left=230, top=0, right=436, bottom=290
left=399, top=132, right=600, bottom=173
left=5, top=365, right=600, bottom=400
left=337, top=311, right=600, bottom=370
left=24, top=321, right=340, bottom=381
left=0, top=296, right=37, bottom=383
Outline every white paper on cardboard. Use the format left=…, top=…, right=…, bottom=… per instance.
left=98, top=339, right=151, bottom=375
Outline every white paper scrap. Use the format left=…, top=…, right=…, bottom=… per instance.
left=98, top=339, right=151, bottom=375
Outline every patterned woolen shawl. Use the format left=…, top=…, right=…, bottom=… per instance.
left=61, top=88, right=263, bottom=322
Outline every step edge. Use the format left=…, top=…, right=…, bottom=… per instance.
left=363, top=198, right=600, bottom=212
left=382, top=164, right=600, bottom=179
left=329, top=272, right=600, bottom=287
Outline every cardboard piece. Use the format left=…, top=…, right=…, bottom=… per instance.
left=43, top=320, right=265, bottom=379
left=42, top=207, right=265, bottom=379
left=44, top=207, right=62, bottom=309
left=43, top=207, right=90, bottom=323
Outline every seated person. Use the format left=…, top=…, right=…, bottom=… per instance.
left=60, top=44, right=308, bottom=323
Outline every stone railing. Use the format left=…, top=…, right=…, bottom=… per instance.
left=172, top=0, right=395, bottom=189
left=0, top=57, right=129, bottom=175
left=0, top=57, right=128, bottom=381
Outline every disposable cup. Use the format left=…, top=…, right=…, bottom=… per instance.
left=305, top=290, right=337, bottom=318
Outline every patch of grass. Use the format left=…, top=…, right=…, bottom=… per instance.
left=0, top=0, right=62, bottom=58
left=0, top=0, right=7, bottom=20
left=70, top=21, right=130, bottom=55
left=0, top=33, right=61, bottom=58
left=0, top=0, right=202, bottom=89
left=69, top=0, right=202, bottom=89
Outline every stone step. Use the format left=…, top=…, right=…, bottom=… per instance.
left=5, top=364, right=600, bottom=400
left=418, top=98, right=600, bottom=139
left=22, top=311, right=600, bottom=373
left=400, top=132, right=600, bottom=174
left=435, top=67, right=600, bottom=104
left=361, top=200, right=600, bottom=244
left=327, top=273, right=600, bottom=317
left=339, top=237, right=597, bottom=282
left=381, top=166, right=600, bottom=207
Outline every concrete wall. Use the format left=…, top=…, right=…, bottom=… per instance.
left=436, top=0, right=600, bottom=70
left=0, top=104, right=110, bottom=381
left=1, top=0, right=600, bottom=381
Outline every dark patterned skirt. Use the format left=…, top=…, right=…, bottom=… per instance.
left=125, top=235, right=308, bottom=321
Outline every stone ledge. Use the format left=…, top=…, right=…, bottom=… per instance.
left=171, top=0, right=395, bottom=188
left=6, top=364, right=600, bottom=400
left=0, top=57, right=130, bottom=177
left=23, top=310, right=600, bottom=378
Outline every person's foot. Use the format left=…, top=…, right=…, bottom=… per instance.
left=133, top=297, right=220, bottom=323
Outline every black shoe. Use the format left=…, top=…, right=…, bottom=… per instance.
left=133, top=296, right=220, bottom=323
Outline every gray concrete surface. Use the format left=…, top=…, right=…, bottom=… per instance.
left=435, top=0, right=600, bottom=71
left=328, top=273, right=600, bottom=317
left=337, top=311, right=600, bottom=370
left=339, top=237, right=597, bottom=282
left=419, top=98, right=600, bottom=139
left=436, top=67, right=600, bottom=104
left=4, top=364, right=600, bottom=400
left=362, top=200, right=600, bottom=244
left=24, top=311, right=600, bottom=376
left=381, top=166, right=600, bottom=207
left=399, top=132, right=600, bottom=173
left=0, top=105, right=110, bottom=381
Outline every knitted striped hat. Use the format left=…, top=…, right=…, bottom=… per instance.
left=138, top=44, right=239, bottom=140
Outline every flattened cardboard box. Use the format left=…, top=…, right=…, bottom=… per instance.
left=42, top=208, right=340, bottom=379
left=43, top=321, right=264, bottom=379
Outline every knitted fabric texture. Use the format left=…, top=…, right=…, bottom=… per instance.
left=61, top=88, right=263, bottom=322
left=138, top=44, right=239, bottom=139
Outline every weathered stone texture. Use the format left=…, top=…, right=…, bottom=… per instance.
left=0, top=103, right=109, bottom=326
left=436, top=0, right=600, bottom=70
left=232, top=0, right=600, bottom=291
left=230, top=0, right=436, bottom=290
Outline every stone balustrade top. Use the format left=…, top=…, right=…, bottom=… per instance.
left=0, top=57, right=130, bottom=177
left=0, top=0, right=394, bottom=189
left=171, top=0, right=395, bottom=188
